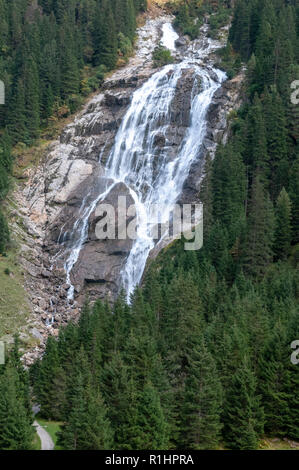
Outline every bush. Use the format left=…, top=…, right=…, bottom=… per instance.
left=209, top=9, right=230, bottom=32
left=152, top=44, right=174, bottom=68
left=118, top=33, right=133, bottom=62
left=67, top=94, right=84, bottom=114
left=96, top=65, right=107, bottom=84
left=217, top=43, right=241, bottom=79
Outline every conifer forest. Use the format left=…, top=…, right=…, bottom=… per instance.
left=0, top=0, right=298, bottom=454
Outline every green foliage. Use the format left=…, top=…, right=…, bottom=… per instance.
left=118, top=33, right=134, bottom=62
left=2, top=0, right=299, bottom=452
left=181, top=338, right=223, bottom=449
left=0, top=209, right=9, bottom=254
left=152, top=44, right=174, bottom=68
left=208, top=8, right=231, bottom=39
left=274, top=188, right=292, bottom=260
left=0, top=0, right=142, bottom=145
left=0, top=338, right=34, bottom=450
left=217, top=42, right=241, bottom=79
left=225, top=357, right=264, bottom=450
left=243, top=176, right=275, bottom=277
left=174, top=3, right=201, bottom=39
left=0, top=0, right=143, bottom=253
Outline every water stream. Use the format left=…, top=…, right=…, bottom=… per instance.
left=63, top=22, right=226, bottom=301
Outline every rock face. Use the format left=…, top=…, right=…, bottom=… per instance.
left=69, top=182, right=135, bottom=303
left=12, top=14, right=245, bottom=364
left=180, top=70, right=245, bottom=204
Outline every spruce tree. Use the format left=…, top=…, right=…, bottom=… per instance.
left=274, top=188, right=292, bottom=260
left=225, top=356, right=264, bottom=450
left=181, top=338, right=223, bottom=450
left=246, top=94, right=269, bottom=183
left=34, top=336, right=60, bottom=419
left=243, top=176, right=275, bottom=277
left=131, top=382, right=169, bottom=450
left=24, top=54, right=40, bottom=142
left=258, top=322, right=289, bottom=436
left=93, top=0, right=117, bottom=70
left=0, top=365, right=34, bottom=450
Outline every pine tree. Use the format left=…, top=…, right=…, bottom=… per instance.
left=100, top=352, right=133, bottom=449
left=243, top=176, right=275, bottom=277
left=34, top=336, right=60, bottom=419
left=24, top=54, right=40, bottom=142
left=57, top=367, right=87, bottom=450
left=0, top=365, right=34, bottom=450
left=8, top=78, right=27, bottom=144
left=131, top=382, right=169, bottom=450
left=262, top=88, right=288, bottom=197
left=83, top=385, right=113, bottom=450
left=225, top=356, right=264, bottom=450
left=284, top=308, right=299, bottom=440
left=200, top=153, right=214, bottom=237
left=274, top=188, right=292, bottom=260
left=93, top=0, right=117, bottom=70
left=258, top=322, right=290, bottom=436
left=60, top=29, right=79, bottom=99
left=181, top=338, right=223, bottom=449
left=246, top=94, right=269, bottom=182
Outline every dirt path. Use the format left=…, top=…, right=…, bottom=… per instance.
left=34, top=421, right=54, bottom=451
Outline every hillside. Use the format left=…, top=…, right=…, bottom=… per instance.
left=0, top=0, right=298, bottom=453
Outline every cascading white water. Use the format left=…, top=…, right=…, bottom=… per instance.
left=161, top=23, right=179, bottom=50
left=63, top=22, right=226, bottom=301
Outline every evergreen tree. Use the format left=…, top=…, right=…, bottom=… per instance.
left=258, top=322, right=290, bottom=436
left=24, top=54, right=40, bottom=141
left=262, top=88, right=288, bottom=197
left=93, top=1, right=118, bottom=70
left=225, top=356, right=264, bottom=450
left=274, top=188, right=292, bottom=260
left=199, top=153, right=214, bottom=237
left=181, top=338, right=223, bottom=450
left=245, top=94, right=269, bottom=182
left=131, top=382, right=169, bottom=450
left=0, top=365, right=34, bottom=450
left=243, top=176, right=275, bottom=277
left=34, top=336, right=60, bottom=419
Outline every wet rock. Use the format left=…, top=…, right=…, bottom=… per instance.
left=170, top=69, right=194, bottom=127
left=68, top=182, right=135, bottom=300
left=153, top=133, right=166, bottom=147
left=104, top=91, right=132, bottom=107
left=175, top=36, right=189, bottom=47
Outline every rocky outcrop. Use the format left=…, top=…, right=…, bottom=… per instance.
left=69, top=182, right=135, bottom=302
left=180, top=69, right=245, bottom=204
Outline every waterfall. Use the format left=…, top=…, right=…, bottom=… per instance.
left=161, top=23, right=179, bottom=50
left=63, top=22, right=226, bottom=302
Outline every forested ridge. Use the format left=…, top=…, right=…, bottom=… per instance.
left=0, top=0, right=298, bottom=451
left=0, top=0, right=146, bottom=254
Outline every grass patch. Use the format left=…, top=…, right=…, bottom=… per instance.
left=12, top=140, right=51, bottom=180
left=37, top=419, right=63, bottom=450
left=259, top=437, right=299, bottom=451
left=32, top=432, right=41, bottom=451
